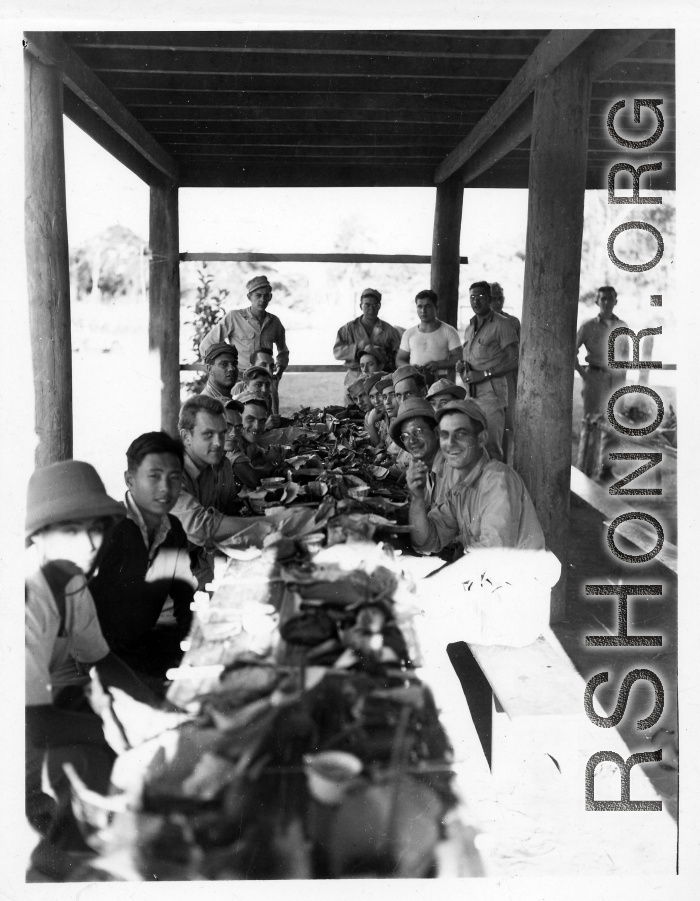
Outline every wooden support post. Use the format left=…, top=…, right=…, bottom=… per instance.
left=431, top=173, right=464, bottom=327
left=514, top=51, right=592, bottom=623
left=149, top=184, right=180, bottom=436
left=25, top=53, right=72, bottom=466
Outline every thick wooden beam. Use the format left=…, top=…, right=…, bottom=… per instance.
left=514, top=49, right=593, bottom=624
left=182, top=253, right=467, bottom=264
left=24, top=32, right=178, bottom=184
left=435, top=30, right=593, bottom=184
left=430, top=173, right=464, bottom=328
left=459, top=30, right=660, bottom=187
left=25, top=53, right=73, bottom=466
left=66, top=30, right=547, bottom=58
left=149, top=185, right=180, bottom=436
left=62, top=88, right=172, bottom=187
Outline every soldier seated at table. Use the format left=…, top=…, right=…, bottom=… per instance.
left=199, top=341, right=239, bottom=403
left=425, top=377, right=466, bottom=412
left=407, top=399, right=545, bottom=556
left=25, top=460, right=164, bottom=878
left=232, top=346, right=280, bottom=416
left=347, top=376, right=373, bottom=415
left=363, top=371, right=389, bottom=447
left=389, top=397, right=458, bottom=507
left=235, top=365, right=281, bottom=429
left=171, top=395, right=262, bottom=589
left=89, top=431, right=198, bottom=684
left=356, top=344, right=388, bottom=377
left=228, top=393, right=286, bottom=489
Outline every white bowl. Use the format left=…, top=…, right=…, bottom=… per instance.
left=303, top=751, right=363, bottom=805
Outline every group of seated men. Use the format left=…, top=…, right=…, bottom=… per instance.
left=24, top=274, right=543, bottom=879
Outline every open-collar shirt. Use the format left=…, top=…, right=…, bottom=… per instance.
left=333, top=316, right=402, bottom=382
left=124, top=491, right=171, bottom=562
left=199, top=306, right=289, bottom=371
left=413, top=448, right=545, bottom=555
left=576, top=313, right=630, bottom=369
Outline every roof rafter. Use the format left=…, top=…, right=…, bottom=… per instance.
left=434, top=29, right=596, bottom=183
left=457, top=29, right=660, bottom=187
left=24, top=31, right=178, bottom=185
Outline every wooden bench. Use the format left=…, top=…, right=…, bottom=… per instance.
left=570, top=465, right=677, bottom=574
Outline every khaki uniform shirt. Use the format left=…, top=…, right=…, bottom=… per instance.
left=333, top=316, right=402, bottom=385
left=576, top=313, right=630, bottom=369
left=200, top=308, right=289, bottom=371
left=26, top=566, right=110, bottom=706
left=413, top=449, right=545, bottom=555
left=171, top=451, right=240, bottom=586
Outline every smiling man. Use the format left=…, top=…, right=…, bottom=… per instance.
left=200, top=342, right=239, bottom=402
left=333, top=288, right=401, bottom=402
left=89, top=432, right=197, bottom=683
left=199, top=275, right=289, bottom=387
left=232, top=346, right=280, bottom=416
left=171, top=395, right=264, bottom=588
left=457, top=280, right=519, bottom=462
left=389, top=397, right=457, bottom=507
left=407, top=399, right=544, bottom=555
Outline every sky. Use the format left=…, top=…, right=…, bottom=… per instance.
left=63, top=117, right=530, bottom=261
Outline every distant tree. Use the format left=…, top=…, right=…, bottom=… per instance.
left=70, top=225, right=148, bottom=300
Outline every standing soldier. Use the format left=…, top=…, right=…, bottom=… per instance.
left=396, top=289, right=462, bottom=384
left=333, top=288, right=401, bottom=403
left=457, top=281, right=519, bottom=463
left=575, top=285, right=630, bottom=478
left=200, top=275, right=289, bottom=396
left=489, top=282, right=520, bottom=462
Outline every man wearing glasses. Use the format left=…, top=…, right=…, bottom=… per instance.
left=457, top=281, right=519, bottom=462
left=333, top=287, right=402, bottom=402
left=389, top=397, right=458, bottom=507
left=407, top=399, right=544, bottom=555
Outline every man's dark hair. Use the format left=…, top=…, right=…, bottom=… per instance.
left=178, top=395, right=225, bottom=432
left=469, top=281, right=492, bottom=296
left=415, top=289, right=438, bottom=305
left=597, top=285, right=617, bottom=297
left=250, top=347, right=274, bottom=363
left=126, top=431, right=184, bottom=472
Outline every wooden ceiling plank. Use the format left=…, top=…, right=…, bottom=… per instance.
left=122, top=92, right=502, bottom=112
left=65, top=30, right=545, bottom=59
left=457, top=29, right=662, bottom=186
left=24, top=32, right=178, bottom=184
left=434, top=29, right=594, bottom=183
left=99, top=73, right=520, bottom=95
left=77, top=46, right=525, bottom=81
left=62, top=88, right=171, bottom=186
